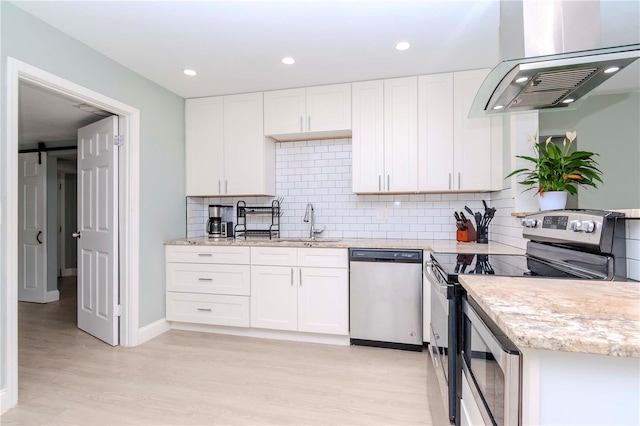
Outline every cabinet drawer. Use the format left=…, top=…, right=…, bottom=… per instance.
left=166, top=292, right=250, bottom=327
left=251, top=247, right=297, bottom=266
left=297, top=248, right=348, bottom=268
left=166, top=263, right=250, bottom=296
left=166, top=245, right=250, bottom=264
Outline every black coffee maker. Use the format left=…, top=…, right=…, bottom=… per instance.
left=207, top=205, right=223, bottom=237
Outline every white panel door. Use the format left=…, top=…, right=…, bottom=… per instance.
left=77, top=116, right=119, bottom=346
left=384, top=77, right=418, bottom=192
left=250, top=265, right=297, bottom=331
left=223, top=92, right=267, bottom=195
left=298, top=267, right=349, bottom=335
left=352, top=80, right=385, bottom=193
left=453, top=69, right=493, bottom=191
left=263, top=88, right=306, bottom=135
left=306, top=83, right=351, bottom=133
left=185, top=97, right=224, bottom=196
left=18, top=152, right=47, bottom=303
left=418, top=73, right=455, bottom=191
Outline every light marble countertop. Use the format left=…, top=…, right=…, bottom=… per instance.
left=165, top=237, right=525, bottom=254
left=458, top=275, right=640, bottom=357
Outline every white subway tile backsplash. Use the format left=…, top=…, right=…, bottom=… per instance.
left=187, top=139, right=504, bottom=241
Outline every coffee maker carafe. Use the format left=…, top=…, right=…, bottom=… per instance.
left=207, top=205, right=223, bottom=237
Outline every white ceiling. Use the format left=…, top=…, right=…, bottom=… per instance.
left=12, top=0, right=639, bottom=147
left=11, top=0, right=501, bottom=99
left=19, top=81, right=109, bottom=146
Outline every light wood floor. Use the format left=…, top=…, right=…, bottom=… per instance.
left=2, top=277, right=448, bottom=425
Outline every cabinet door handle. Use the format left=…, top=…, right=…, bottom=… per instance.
left=197, top=278, right=213, bottom=281
left=387, top=175, right=390, bottom=191
left=299, top=269, right=302, bottom=286
left=197, top=308, right=212, bottom=312
left=300, top=116, right=303, bottom=132
left=218, top=180, right=221, bottom=194
left=308, top=116, right=311, bottom=132
left=291, top=268, right=294, bottom=286
left=36, top=231, right=43, bottom=244
left=378, top=175, right=381, bottom=192
left=225, top=180, right=228, bottom=194
left=197, top=253, right=213, bottom=257
left=458, top=172, right=461, bottom=190
left=449, top=173, right=452, bottom=190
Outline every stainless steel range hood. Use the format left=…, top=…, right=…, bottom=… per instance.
left=470, top=0, right=640, bottom=116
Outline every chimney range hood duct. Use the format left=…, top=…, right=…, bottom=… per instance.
left=470, top=0, right=640, bottom=117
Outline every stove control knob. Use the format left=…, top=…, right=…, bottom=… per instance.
left=521, top=219, right=538, bottom=228
left=569, top=220, right=596, bottom=233
left=580, top=220, right=596, bottom=233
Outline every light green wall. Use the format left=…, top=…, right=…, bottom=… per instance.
left=540, top=92, right=640, bottom=209
left=1, top=2, right=186, bottom=390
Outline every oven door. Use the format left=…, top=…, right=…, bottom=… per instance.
left=426, top=261, right=455, bottom=423
left=462, top=296, right=521, bottom=426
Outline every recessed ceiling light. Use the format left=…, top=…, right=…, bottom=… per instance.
left=395, top=41, right=411, bottom=51
left=183, top=69, right=197, bottom=76
left=282, top=57, right=295, bottom=65
left=492, top=105, right=505, bottom=110
left=604, top=66, right=620, bottom=74
left=562, top=98, right=575, bottom=104
left=515, top=76, right=529, bottom=83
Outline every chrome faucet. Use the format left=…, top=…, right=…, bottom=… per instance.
left=303, top=203, right=324, bottom=239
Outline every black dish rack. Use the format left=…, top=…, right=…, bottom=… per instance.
left=234, top=200, right=280, bottom=239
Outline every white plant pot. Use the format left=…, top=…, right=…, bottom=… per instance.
left=538, top=191, right=568, bottom=211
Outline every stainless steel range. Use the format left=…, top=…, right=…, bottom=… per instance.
left=425, top=209, right=628, bottom=425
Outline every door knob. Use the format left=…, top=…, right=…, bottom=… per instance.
left=72, top=231, right=82, bottom=239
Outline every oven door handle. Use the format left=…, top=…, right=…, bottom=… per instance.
left=461, top=355, right=495, bottom=426
left=424, top=262, right=449, bottom=296
left=463, top=297, right=520, bottom=363
left=463, top=297, right=521, bottom=425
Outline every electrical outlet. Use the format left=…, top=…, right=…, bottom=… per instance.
left=376, top=208, right=389, bottom=221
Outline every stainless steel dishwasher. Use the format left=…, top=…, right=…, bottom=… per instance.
left=349, top=248, right=423, bottom=351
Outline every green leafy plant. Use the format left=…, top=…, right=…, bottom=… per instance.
left=506, top=131, right=603, bottom=195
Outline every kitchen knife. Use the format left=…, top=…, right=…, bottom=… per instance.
left=460, top=212, right=468, bottom=223
left=465, top=206, right=475, bottom=216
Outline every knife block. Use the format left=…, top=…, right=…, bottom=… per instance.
left=456, top=220, right=477, bottom=242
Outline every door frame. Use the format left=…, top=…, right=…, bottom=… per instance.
left=3, top=57, right=141, bottom=411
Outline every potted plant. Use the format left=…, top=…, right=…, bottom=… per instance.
left=506, top=131, right=603, bottom=210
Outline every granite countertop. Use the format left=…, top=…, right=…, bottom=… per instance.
left=458, top=275, right=640, bottom=358
left=165, top=237, right=525, bottom=255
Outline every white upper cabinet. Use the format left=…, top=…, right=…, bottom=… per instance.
left=453, top=69, right=500, bottom=192
left=352, top=77, right=418, bottom=193
left=223, top=92, right=274, bottom=196
left=417, top=73, right=454, bottom=191
left=384, top=77, right=418, bottom=192
left=264, top=83, right=352, bottom=141
left=352, top=80, right=385, bottom=193
left=263, top=88, right=306, bottom=135
left=185, top=92, right=275, bottom=197
left=418, top=69, right=502, bottom=192
left=185, top=97, right=224, bottom=196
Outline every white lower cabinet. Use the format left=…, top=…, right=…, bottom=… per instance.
left=166, top=245, right=251, bottom=327
left=250, top=247, right=349, bottom=336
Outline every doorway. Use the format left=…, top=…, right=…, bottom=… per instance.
left=3, top=57, right=141, bottom=412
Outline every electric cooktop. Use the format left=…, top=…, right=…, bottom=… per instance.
left=430, top=252, right=589, bottom=282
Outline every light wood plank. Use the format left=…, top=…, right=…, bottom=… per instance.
left=2, top=277, right=448, bottom=425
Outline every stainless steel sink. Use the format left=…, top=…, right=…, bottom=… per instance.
left=273, top=238, right=342, bottom=243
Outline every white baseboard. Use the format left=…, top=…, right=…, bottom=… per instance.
left=137, top=318, right=171, bottom=344
left=1, top=388, right=16, bottom=415
left=170, top=322, right=351, bottom=346
left=45, top=290, right=60, bottom=303
left=61, top=268, right=77, bottom=277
